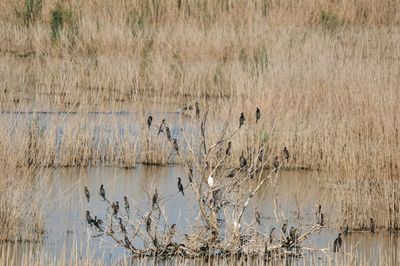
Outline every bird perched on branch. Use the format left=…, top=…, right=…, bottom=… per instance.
left=172, top=138, right=179, bottom=154
left=255, top=207, right=261, bottom=225
left=99, top=184, right=106, bottom=201
left=225, top=141, right=232, bottom=156
left=112, top=201, right=119, bottom=216
left=239, top=113, right=245, bottom=128
left=207, top=175, right=214, bottom=187
left=165, top=127, right=171, bottom=141
left=157, top=119, right=166, bottom=135
left=333, top=233, right=342, bottom=252
left=119, top=218, right=127, bottom=234
left=152, top=188, right=158, bottom=208
left=147, top=115, right=153, bottom=130
left=145, top=214, right=152, bottom=232
left=239, top=151, right=247, bottom=168
left=255, top=107, right=260, bottom=123
left=84, top=186, right=90, bottom=202
left=86, top=211, right=93, bottom=225
left=124, top=196, right=130, bottom=214
left=195, top=102, right=200, bottom=117
left=177, top=177, right=184, bottom=196
left=273, top=156, right=279, bottom=172
left=269, top=227, right=275, bottom=244
left=188, top=168, right=193, bottom=183
left=315, top=204, right=324, bottom=226
left=283, top=146, right=290, bottom=162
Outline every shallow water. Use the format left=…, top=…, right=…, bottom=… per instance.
left=2, top=166, right=398, bottom=264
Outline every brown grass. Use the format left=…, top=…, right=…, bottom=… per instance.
left=0, top=0, right=400, bottom=235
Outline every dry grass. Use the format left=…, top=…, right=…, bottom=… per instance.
left=1, top=0, right=400, bottom=239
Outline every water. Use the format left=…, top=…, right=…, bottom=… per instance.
left=2, top=166, right=398, bottom=264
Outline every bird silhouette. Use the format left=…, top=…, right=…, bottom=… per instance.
left=119, top=218, right=127, bottom=234
left=84, top=186, right=90, bottom=202
left=255, top=107, right=260, bottom=123
left=145, top=214, right=152, bottom=232
left=283, top=146, right=290, bottom=162
left=157, top=119, right=166, bottom=135
left=147, top=116, right=153, bottom=129
left=177, top=177, right=184, bottom=196
left=86, top=211, right=93, bottom=225
left=269, top=227, right=276, bottom=244
left=258, top=148, right=264, bottom=162
left=195, top=102, right=200, bottom=117
left=188, top=168, right=193, bottom=183
left=255, top=208, right=261, bottom=225
left=239, top=113, right=245, bottom=128
left=124, top=196, right=130, bottom=214
left=239, top=151, right=247, bottom=168
left=99, top=184, right=106, bottom=201
left=225, top=141, right=232, bottom=156
left=172, top=138, right=179, bottom=154
left=333, top=233, right=342, bottom=252
left=152, top=188, right=158, bottom=208
left=273, top=156, right=279, bottom=172
left=112, top=201, right=119, bottom=216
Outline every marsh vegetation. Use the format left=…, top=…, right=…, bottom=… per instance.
left=1, top=0, right=400, bottom=264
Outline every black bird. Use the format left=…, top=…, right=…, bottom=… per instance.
left=333, top=233, right=342, bottom=252
left=92, top=216, right=103, bottom=231
left=225, top=141, right=232, bottom=156
left=169, top=224, right=177, bottom=236
left=283, top=146, right=290, bottom=162
left=273, top=156, right=279, bottom=171
left=239, top=151, right=247, bottom=168
left=157, top=119, right=166, bottom=135
left=84, top=186, right=90, bottom=202
left=165, top=127, right=171, bottom=140
left=145, top=214, right=152, bottom=232
left=255, top=107, right=261, bottom=123
left=112, top=201, right=119, bottom=216
left=119, top=218, right=127, bottom=234
left=188, top=168, right=193, bottom=183
left=177, top=177, right=184, bottom=196
left=97, top=217, right=104, bottom=225
left=195, top=102, right=200, bottom=117
left=124, top=196, right=130, bottom=214
left=239, top=113, right=245, bottom=128
left=343, top=223, right=349, bottom=234
left=86, top=211, right=93, bottom=225
left=152, top=188, right=158, bottom=208
left=269, top=227, right=275, bottom=244
left=289, top=227, right=298, bottom=243
left=282, top=223, right=288, bottom=236
left=258, top=148, right=264, bottom=162
left=100, top=184, right=106, bottom=201
left=147, top=115, right=153, bottom=129
left=255, top=207, right=261, bottom=225
left=370, top=218, right=375, bottom=233
left=172, top=138, right=179, bottom=154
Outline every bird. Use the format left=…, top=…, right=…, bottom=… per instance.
left=145, top=214, right=152, bottom=232
left=177, top=177, right=184, bottom=196
left=84, top=186, right=90, bottom=202
left=333, top=233, right=342, bottom=252
left=273, top=156, right=279, bottom=171
left=289, top=227, right=298, bottom=243
left=283, top=146, right=290, bottom=162
left=119, top=218, right=127, bottom=234
left=152, top=188, right=158, bottom=208
left=195, top=102, right=200, bottom=117
left=315, top=204, right=324, bottom=226
left=99, top=184, right=106, bottom=201
left=370, top=218, right=375, bottom=233
left=207, top=175, right=214, bottom=187
left=147, top=115, right=153, bottom=130
left=255, top=208, right=261, bottom=225
left=86, top=211, right=93, bottom=225
left=165, top=127, right=171, bottom=140
left=225, top=141, right=232, bottom=156
left=124, top=196, right=130, bottom=214
left=112, top=201, right=119, bottom=215
left=269, top=227, right=276, bottom=244
left=188, top=168, right=193, bottom=183
left=172, top=138, right=179, bottom=154
left=282, top=223, right=288, bottom=236
left=169, top=224, right=177, bottom=236
left=124, top=235, right=131, bottom=248
left=255, top=107, right=260, bottom=123
left=239, top=113, right=245, bottom=128
left=239, top=151, right=247, bottom=168
left=96, top=217, right=104, bottom=225
left=157, top=119, right=166, bottom=135
left=258, top=148, right=264, bottom=162
left=92, top=216, right=103, bottom=231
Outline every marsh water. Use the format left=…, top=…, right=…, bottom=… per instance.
left=1, top=167, right=399, bottom=265
left=1, top=112, right=399, bottom=265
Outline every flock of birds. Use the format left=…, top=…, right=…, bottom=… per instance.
left=82, top=105, right=377, bottom=255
